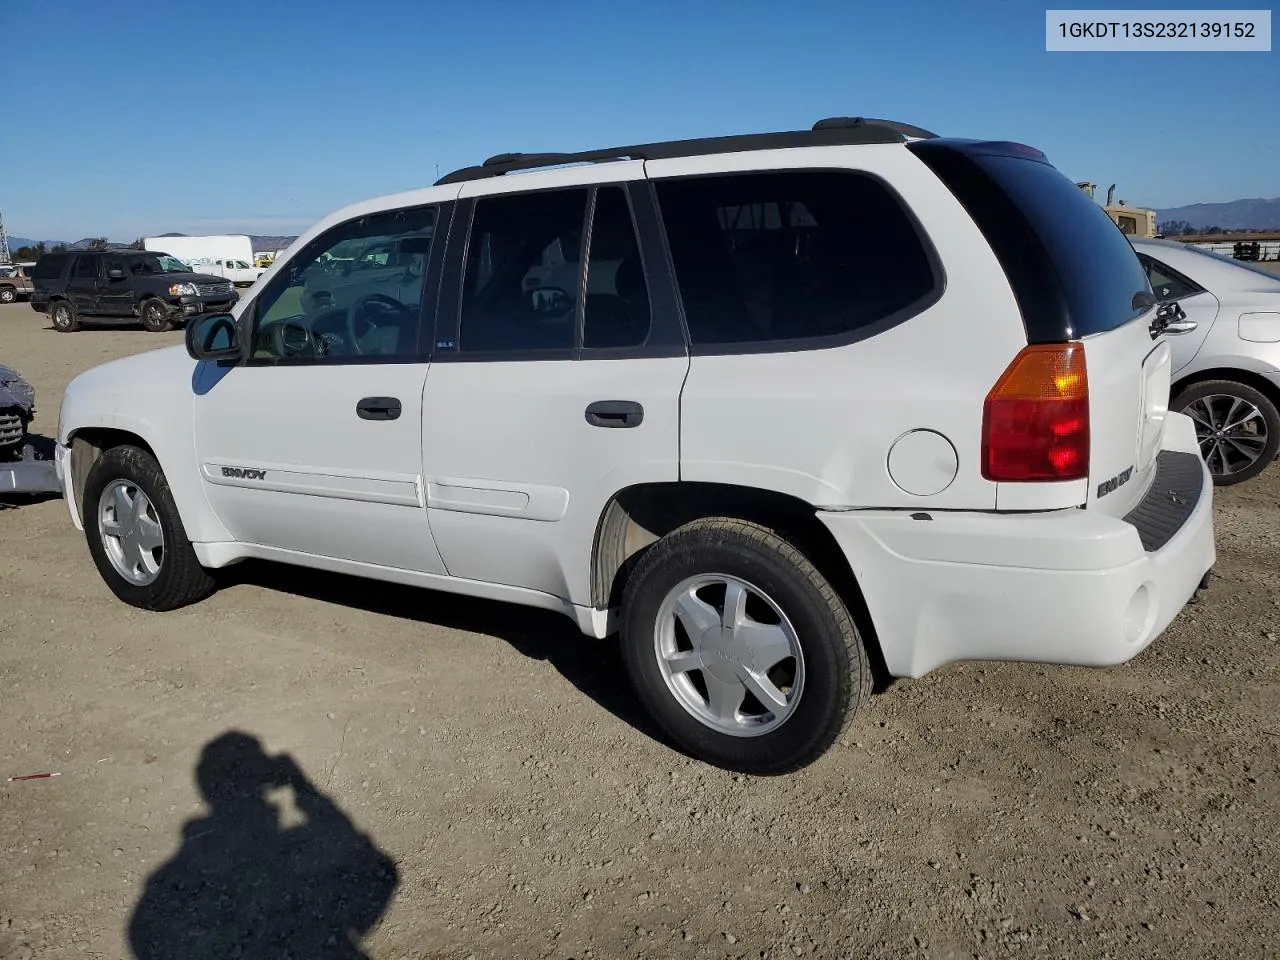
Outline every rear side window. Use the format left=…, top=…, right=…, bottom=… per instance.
left=655, top=171, right=938, bottom=348
left=72, top=256, right=99, bottom=279
left=910, top=141, right=1151, bottom=342
left=32, top=254, right=68, bottom=281
left=459, top=187, right=589, bottom=354
left=1137, top=254, right=1203, bottom=302
left=583, top=186, right=652, bottom=349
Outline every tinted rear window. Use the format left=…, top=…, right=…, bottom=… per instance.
left=910, top=141, right=1152, bottom=342
left=32, top=254, right=69, bottom=281
left=656, top=170, right=938, bottom=348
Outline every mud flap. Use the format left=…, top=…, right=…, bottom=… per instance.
left=1189, top=567, right=1213, bottom=605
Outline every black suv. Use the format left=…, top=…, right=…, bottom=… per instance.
left=29, top=250, right=239, bottom=333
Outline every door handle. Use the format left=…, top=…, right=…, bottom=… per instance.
left=1163, top=319, right=1198, bottom=334
left=356, top=396, right=402, bottom=421
left=585, top=400, right=644, bottom=428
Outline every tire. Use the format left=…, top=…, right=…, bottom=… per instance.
left=619, top=517, right=870, bottom=775
left=50, top=300, right=79, bottom=332
left=82, top=444, right=216, bottom=611
left=1173, top=379, right=1280, bottom=486
left=140, top=298, right=174, bottom=333
left=0, top=286, right=16, bottom=304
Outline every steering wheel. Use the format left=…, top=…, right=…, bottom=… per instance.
left=264, top=320, right=327, bottom=359
left=344, top=293, right=413, bottom=355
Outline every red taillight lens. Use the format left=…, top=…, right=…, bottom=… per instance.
left=981, top=342, right=1089, bottom=482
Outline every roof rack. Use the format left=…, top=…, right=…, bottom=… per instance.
left=435, top=116, right=939, bottom=186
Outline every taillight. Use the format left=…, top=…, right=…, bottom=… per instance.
left=981, top=342, right=1089, bottom=482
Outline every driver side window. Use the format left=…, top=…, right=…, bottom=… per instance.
left=251, top=205, right=437, bottom=362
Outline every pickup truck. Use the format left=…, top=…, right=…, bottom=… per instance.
left=0, top=263, right=35, bottom=303
left=185, top=257, right=266, bottom=287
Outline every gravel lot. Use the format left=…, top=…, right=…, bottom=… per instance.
left=1, top=299, right=1277, bottom=960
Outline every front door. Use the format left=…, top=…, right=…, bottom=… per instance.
left=99, top=256, right=134, bottom=316
left=192, top=201, right=450, bottom=574
left=421, top=170, right=689, bottom=608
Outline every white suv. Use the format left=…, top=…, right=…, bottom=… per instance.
left=53, top=118, right=1216, bottom=774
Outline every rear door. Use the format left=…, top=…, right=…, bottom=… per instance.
left=1136, top=250, right=1220, bottom=374
left=420, top=164, right=688, bottom=608
left=67, top=254, right=102, bottom=314
left=909, top=141, right=1171, bottom=517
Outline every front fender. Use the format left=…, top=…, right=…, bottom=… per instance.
left=58, top=346, right=232, bottom=544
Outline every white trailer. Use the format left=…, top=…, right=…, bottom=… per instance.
left=142, top=235, right=265, bottom=286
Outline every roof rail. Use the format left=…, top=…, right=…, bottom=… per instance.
left=435, top=117, right=939, bottom=186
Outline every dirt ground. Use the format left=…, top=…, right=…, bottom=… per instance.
left=1, top=300, right=1277, bottom=960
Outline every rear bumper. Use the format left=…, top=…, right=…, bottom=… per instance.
left=819, top=412, right=1215, bottom=678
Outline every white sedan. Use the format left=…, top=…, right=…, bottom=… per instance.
left=1131, top=237, right=1280, bottom=485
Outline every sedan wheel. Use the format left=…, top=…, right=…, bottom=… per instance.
left=1175, top=379, right=1280, bottom=485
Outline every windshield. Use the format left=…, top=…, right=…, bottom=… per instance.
left=1181, top=245, right=1280, bottom=282
left=129, top=254, right=191, bottom=275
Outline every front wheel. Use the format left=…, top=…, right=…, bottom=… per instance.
left=0, top=286, right=16, bottom=304
left=619, top=517, right=870, bottom=775
left=1174, top=379, right=1280, bottom=486
left=82, top=445, right=216, bottom=610
left=140, top=298, right=174, bottom=332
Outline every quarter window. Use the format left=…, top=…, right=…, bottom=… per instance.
left=1138, top=255, right=1203, bottom=302
left=31, top=255, right=68, bottom=281
left=250, top=205, right=436, bottom=361
left=655, top=171, right=937, bottom=347
left=459, top=188, right=589, bottom=354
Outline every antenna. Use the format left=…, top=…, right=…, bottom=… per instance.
left=0, top=208, right=10, bottom=264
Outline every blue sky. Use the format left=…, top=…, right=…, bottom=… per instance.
left=2, top=0, right=1275, bottom=241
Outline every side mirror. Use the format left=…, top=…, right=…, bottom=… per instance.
left=186, top=313, right=241, bottom=361
left=107, top=268, right=126, bottom=280
left=528, top=285, right=572, bottom=318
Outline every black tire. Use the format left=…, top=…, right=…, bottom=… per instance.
left=140, top=298, right=174, bottom=332
left=82, top=444, right=216, bottom=611
left=1172, top=379, right=1280, bottom=486
left=0, top=286, right=16, bottom=304
left=619, top=517, right=870, bottom=775
left=50, top=300, right=79, bottom=332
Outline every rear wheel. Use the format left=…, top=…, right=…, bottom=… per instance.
left=1173, top=379, right=1280, bottom=486
left=140, top=298, right=174, bottom=332
left=82, top=445, right=216, bottom=610
left=51, top=300, right=79, bottom=332
left=619, top=517, right=869, bottom=775
left=0, top=286, right=16, bottom=304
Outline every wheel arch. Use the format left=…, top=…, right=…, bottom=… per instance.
left=590, top=481, right=892, bottom=689
left=67, top=422, right=230, bottom=543
left=1171, top=365, right=1280, bottom=416
left=68, top=428, right=158, bottom=522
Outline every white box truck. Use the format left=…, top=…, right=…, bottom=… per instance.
left=143, top=235, right=266, bottom=287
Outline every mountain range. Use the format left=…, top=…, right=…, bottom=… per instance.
left=1152, top=198, right=1280, bottom=231
left=6, top=234, right=298, bottom=254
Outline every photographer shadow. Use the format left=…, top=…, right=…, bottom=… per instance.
left=128, top=731, right=398, bottom=960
